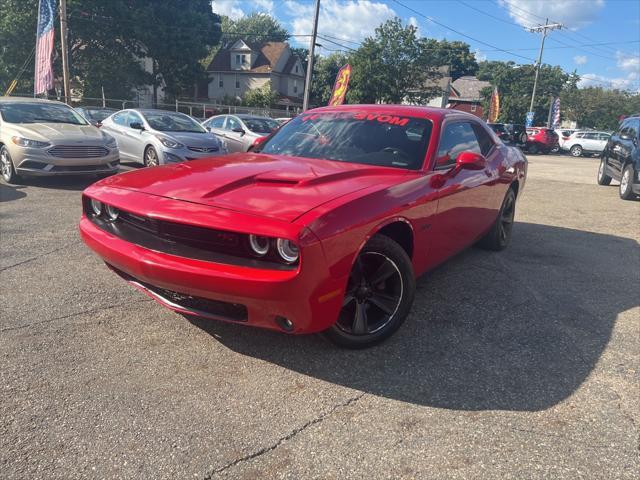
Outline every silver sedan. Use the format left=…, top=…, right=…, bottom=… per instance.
left=202, top=114, right=279, bottom=152
left=101, top=109, right=228, bottom=166
left=0, top=97, right=119, bottom=183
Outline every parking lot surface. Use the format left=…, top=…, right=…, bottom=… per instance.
left=1, top=154, right=638, bottom=479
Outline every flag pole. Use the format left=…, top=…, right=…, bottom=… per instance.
left=59, top=0, right=71, bottom=104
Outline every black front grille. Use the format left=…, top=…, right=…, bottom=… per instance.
left=49, top=145, right=109, bottom=158
left=111, top=266, right=248, bottom=321
left=51, top=164, right=114, bottom=172
left=188, top=146, right=219, bottom=153
left=83, top=199, right=296, bottom=270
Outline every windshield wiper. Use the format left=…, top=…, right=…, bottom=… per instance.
left=31, top=117, right=83, bottom=125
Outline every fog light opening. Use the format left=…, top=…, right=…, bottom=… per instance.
left=275, top=316, right=294, bottom=332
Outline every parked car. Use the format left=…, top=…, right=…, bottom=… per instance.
left=598, top=115, right=639, bottom=200
left=0, top=97, right=119, bottom=183
left=556, top=128, right=578, bottom=151
left=75, top=107, right=117, bottom=127
left=508, top=124, right=528, bottom=145
left=100, top=109, right=227, bottom=166
left=562, top=131, right=610, bottom=157
left=525, top=127, right=559, bottom=154
left=487, top=123, right=510, bottom=142
left=80, top=105, right=527, bottom=348
left=202, top=114, right=280, bottom=152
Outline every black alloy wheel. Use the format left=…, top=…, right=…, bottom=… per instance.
left=478, top=188, right=517, bottom=251
left=325, top=235, right=415, bottom=349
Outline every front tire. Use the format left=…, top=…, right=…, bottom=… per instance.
left=324, top=235, right=415, bottom=349
left=144, top=146, right=159, bottom=167
left=1, top=146, right=21, bottom=184
left=570, top=145, right=583, bottom=157
left=528, top=143, right=539, bottom=155
left=477, top=188, right=516, bottom=251
left=597, top=158, right=612, bottom=185
left=619, top=164, right=636, bottom=200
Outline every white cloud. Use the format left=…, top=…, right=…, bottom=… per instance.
left=474, top=48, right=487, bottom=62
left=253, top=0, right=274, bottom=14
left=617, top=51, right=640, bottom=73
left=578, top=73, right=639, bottom=91
left=286, top=0, right=397, bottom=48
left=573, top=55, right=587, bottom=65
left=498, top=0, right=604, bottom=29
left=212, top=0, right=245, bottom=19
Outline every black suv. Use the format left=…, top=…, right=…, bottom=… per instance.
left=598, top=115, right=640, bottom=200
left=487, top=123, right=527, bottom=145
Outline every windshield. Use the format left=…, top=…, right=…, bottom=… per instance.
left=259, top=111, right=432, bottom=170
left=0, top=102, right=89, bottom=125
left=143, top=111, right=206, bottom=133
left=84, top=108, right=114, bottom=122
left=243, top=117, right=279, bottom=134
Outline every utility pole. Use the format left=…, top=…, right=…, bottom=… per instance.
left=59, top=0, right=71, bottom=104
left=302, top=0, right=320, bottom=111
left=528, top=19, right=562, bottom=119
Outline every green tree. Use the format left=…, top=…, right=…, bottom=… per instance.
left=309, top=52, right=348, bottom=107
left=347, top=18, right=440, bottom=104
left=242, top=81, right=278, bottom=107
left=477, top=61, right=577, bottom=124
left=563, top=87, right=640, bottom=130
left=419, top=39, right=478, bottom=80
left=0, top=0, right=39, bottom=94
left=218, top=12, right=289, bottom=45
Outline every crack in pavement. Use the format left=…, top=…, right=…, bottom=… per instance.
left=0, top=298, right=153, bottom=333
left=0, top=240, right=82, bottom=272
left=203, top=392, right=366, bottom=478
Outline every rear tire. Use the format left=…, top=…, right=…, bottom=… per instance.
left=477, top=188, right=516, bottom=251
left=570, top=145, right=583, bottom=157
left=0, top=146, right=22, bottom=184
left=597, top=158, right=612, bottom=186
left=619, top=164, right=636, bottom=200
left=324, top=235, right=415, bottom=349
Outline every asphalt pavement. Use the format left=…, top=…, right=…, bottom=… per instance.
left=1, top=155, right=638, bottom=479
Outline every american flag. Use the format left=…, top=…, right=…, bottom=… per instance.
left=551, top=97, right=561, bottom=129
left=34, top=0, right=57, bottom=95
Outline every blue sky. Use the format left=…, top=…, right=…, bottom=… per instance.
left=212, top=0, right=640, bottom=91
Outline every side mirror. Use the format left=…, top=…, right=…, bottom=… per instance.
left=205, top=126, right=212, bottom=132
left=232, top=126, right=245, bottom=135
left=456, top=151, right=487, bottom=170
left=130, top=122, right=144, bottom=131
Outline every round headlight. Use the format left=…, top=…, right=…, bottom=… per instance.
left=105, top=204, right=119, bottom=221
left=248, top=234, right=269, bottom=256
left=90, top=199, right=103, bottom=216
left=276, top=238, right=299, bottom=263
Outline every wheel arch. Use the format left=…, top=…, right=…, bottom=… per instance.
left=369, top=218, right=415, bottom=259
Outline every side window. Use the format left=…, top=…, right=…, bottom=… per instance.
left=435, top=122, right=481, bottom=168
left=112, top=111, right=128, bottom=126
left=575, top=132, right=584, bottom=138
left=128, top=111, right=143, bottom=127
left=597, top=133, right=610, bottom=141
left=471, top=123, right=494, bottom=156
left=207, top=116, right=225, bottom=129
left=629, top=119, right=640, bottom=139
left=226, top=116, right=241, bottom=131
left=583, top=132, right=597, bottom=140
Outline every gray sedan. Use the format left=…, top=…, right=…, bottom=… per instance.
left=202, top=114, right=279, bottom=152
left=101, top=109, right=228, bottom=166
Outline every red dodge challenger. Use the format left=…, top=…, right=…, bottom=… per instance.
left=80, top=105, right=527, bottom=348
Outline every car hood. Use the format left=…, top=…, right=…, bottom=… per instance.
left=156, top=131, right=222, bottom=147
left=102, top=153, right=409, bottom=222
left=11, top=123, right=106, bottom=144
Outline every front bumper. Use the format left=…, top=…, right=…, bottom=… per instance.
left=10, top=144, right=120, bottom=176
left=78, top=196, right=346, bottom=334
left=159, top=146, right=228, bottom=164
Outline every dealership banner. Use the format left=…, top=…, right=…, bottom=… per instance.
left=328, top=64, right=352, bottom=106
left=488, top=86, right=500, bottom=123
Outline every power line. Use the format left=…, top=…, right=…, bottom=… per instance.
left=390, top=0, right=537, bottom=62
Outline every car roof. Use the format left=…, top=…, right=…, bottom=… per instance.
left=235, top=114, right=276, bottom=120
left=0, top=96, right=66, bottom=105
left=130, top=108, right=190, bottom=115
left=306, top=104, right=463, bottom=122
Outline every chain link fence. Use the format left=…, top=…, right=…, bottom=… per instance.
left=8, top=94, right=299, bottom=120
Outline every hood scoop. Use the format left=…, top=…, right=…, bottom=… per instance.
left=202, top=171, right=301, bottom=199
